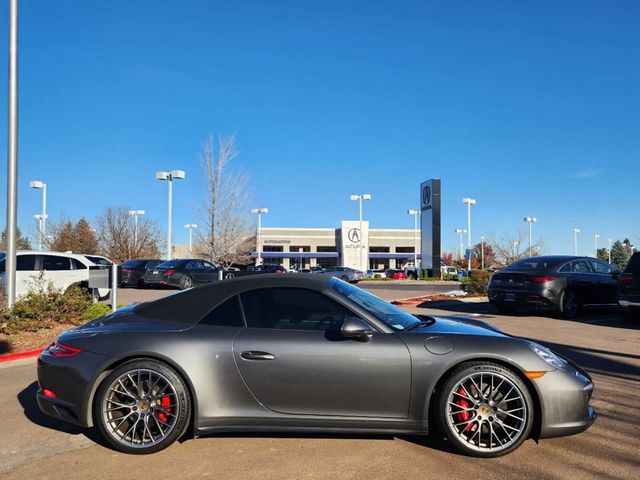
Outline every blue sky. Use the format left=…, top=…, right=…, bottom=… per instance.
left=0, top=0, right=638, bottom=255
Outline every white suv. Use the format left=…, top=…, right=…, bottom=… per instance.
left=0, top=250, right=110, bottom=300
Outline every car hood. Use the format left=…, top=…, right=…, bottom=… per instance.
left=409, top=315, right=507, bottom=337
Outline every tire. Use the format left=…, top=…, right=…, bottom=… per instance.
left=558, top=289, right=579, bottom=319
left=94, top=359, right=191, bottom=454
left=137, top=279, right=146, bottom=289
left=179, top=275, right=193, bottom=290
left=340, top=275, right=349, bottom=281
left=434, top=361, right=534, bottom=458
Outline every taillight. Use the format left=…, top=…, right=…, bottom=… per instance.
left=276, top=270, right=284, bottom=274
left=164, top=268, right=176, bottom=276
left=533, top=276, right=556, bottom=283
left=38, top=388, right=57, bottom=398
left=620, top=273, right=634, bottom=284
left=48, top=341, right=82, bottom=357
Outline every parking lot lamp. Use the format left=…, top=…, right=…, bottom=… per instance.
left=523, top=217, right=537, bottom=257
left=128, top=210, right=145, bottom=252
left=30, top=180, right=47, bottom=250
left=407, top=209, right=420, bottom=269
left=184, top=223, right=197, bottom=253
left=480, top=235, right=485, bottom=270
left=594, top=234, right=600, bottom=259
left=607, top=238, right=612, bottom=263
left=573, top=228, right=581, bottom=255
left=454, top=228, right=467, bottom=261
left=350, top=194, right=372, bottom=272
left=251, top=208, right=269, bottom=265
left=462, top=198, right=476, bottom=271
left=156, top=170, right=185, bottom=260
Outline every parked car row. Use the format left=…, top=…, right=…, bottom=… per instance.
left=488, top=254, right=638, bottom=320
left=0, top=250, right=112, bottom=300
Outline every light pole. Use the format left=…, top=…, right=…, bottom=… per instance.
left=128, top=210, right=145, bottom=253
left=607, top=238, right=612, bottom=264
left=156, top=170, right=185, bottom=260
left=29, top=180, right=47, bottom=250
left=454, top=228, right=467, bottom=261
left=523, top=217, right=537, bottom=258
left=407, top=209, right=420, bottom=269
left=513, top=241, right=519, bottom=261
left=462, top=198, right=476, bottom=271
left=594, top=234, right=600, bottom=259
left=184, top=223, right=197, bottom=253
left=350, top=194, right=372, bottom=272
left=251, top=208, right=269, bottom=265
left=573, top=228, right=580, bottom=255
left=480, top=235, right=485, bottom=270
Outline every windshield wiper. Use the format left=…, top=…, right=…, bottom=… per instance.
left=404, top=318, right=436, bottom=331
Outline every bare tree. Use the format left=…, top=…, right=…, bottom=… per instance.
left=194, top=134, right=252, bottom=267
left=95, top=207, right=161, bottom=262
left=490, top=231, right=545, bottom=267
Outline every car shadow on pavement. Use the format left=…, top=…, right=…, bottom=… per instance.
left=18, top=381, right=110, bottom=448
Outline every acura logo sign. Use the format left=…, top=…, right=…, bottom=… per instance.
left=422, top=185, right=431, bottom=207
left=348, top=228, right=361, bottom=243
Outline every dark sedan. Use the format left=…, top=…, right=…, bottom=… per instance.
left=618, top=252, right=640, bottom=321
left=488, top=256, right=620, bottom=318
left=37, top=275, right=595, bottom=457
left=142, top=258, right=221, bottom=289
left=120, top=259, right=163, bottom=287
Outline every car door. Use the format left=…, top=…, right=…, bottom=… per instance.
left=563, top=260, right=595, bottom=304
left=15, top=254, right=38, bottom=297
left=201, top=261, right=220, bottom=283
left=233, top=287, right=412, bottom=418
left=41, top=255, right=76, bottom=292
left=589, top=259, right=618, bottom=304
left=185, top=260, right=204, bottom=284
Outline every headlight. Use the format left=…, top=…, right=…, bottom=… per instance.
left=528, top=341, right=568, bottom=370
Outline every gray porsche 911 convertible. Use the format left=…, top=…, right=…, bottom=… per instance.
left=37, top=275, right=596, bottom=457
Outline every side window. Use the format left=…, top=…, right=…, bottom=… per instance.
left=559, top=262, right=571, bottom=273
left=240, top=288, right=356, bottom=331
left=42, top=255, right=71, bottom=271
left=199, top=296, right=244, bottom=327
left=572, top=260, right=591, bottom=273
left=590, top=260, right=613, bottom=274
left=71, top=258, right=88, bottom=270
left=203, top=261, right=217, bottom=270
left=16, top=255, right=37, bottom=271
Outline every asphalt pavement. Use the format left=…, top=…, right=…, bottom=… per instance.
left=3, top=284, right=639, bottom=479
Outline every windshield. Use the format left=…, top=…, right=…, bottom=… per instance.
left=157, top=260, right=185, bottom=268
left=330, top=277, right=420, bottom=331
left=86, top=256, right=112, bottom=266
left=506, top=258, right=559, bottom=271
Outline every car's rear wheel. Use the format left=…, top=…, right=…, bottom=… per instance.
left=95, top=359, right=191, bottom=454
left=179, top=275, right=193, bottom=290
left=340, top=275, right=349, bottom=281
left=558, top=289, right=578, bottom=319
left=435, top=362, right=533, bottom=458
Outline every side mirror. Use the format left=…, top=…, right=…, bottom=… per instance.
left=341, top=317, right=373, bottom=342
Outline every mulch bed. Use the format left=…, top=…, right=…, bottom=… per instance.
left=0, top=323, right=74, bottom=355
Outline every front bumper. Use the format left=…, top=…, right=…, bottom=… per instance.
left=536, top=361, right=597, bottom=438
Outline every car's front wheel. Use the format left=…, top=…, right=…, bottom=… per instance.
left=179, top=275, right=193, bottom=290
left=94, top=359, right=191, bottom=454
left=558, top=289, right=579, bottom=319
left=435, top=362, right=534, bottom=457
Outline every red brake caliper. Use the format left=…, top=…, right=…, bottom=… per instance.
left=455, top=387, right=473, bottom=431
left=157, top=396, right=171, bottom=423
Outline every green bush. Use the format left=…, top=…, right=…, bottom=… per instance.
left=0, top=274, right=92, bottom=334
left=460, top=269, right=492, bottom=295
left=83, top=303, right=112, bottom=321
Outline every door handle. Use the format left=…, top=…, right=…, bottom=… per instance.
left=240, top=351, right=276, bottom=361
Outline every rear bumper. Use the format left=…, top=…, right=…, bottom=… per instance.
left=37, top=348, right=111, bottom=428
left=488, top=288, right=559, bottom=310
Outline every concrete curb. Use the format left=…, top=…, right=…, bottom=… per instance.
left=0, top=348, right=43, bottom=363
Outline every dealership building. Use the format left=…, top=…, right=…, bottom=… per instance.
left=252, top=220, right=421, bottom=271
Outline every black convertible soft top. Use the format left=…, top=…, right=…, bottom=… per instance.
left=133, top=273, right=332, bottom=324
